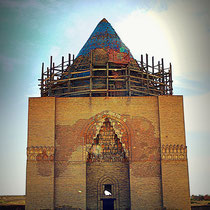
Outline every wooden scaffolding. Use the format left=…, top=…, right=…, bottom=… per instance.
left=39, top=52, right=173, bottom=97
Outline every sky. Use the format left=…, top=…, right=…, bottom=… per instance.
left=0, top=0, right=209, bottom=196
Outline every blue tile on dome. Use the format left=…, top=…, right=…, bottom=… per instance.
left=76, top=18, right=133, bottom=58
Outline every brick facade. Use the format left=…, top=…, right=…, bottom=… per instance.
left=26, top=96, right=190, bottom=210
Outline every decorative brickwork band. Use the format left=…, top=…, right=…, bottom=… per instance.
left=161, top=144, right=187, bottom=160
left=27, top=146, right=54, bottom=161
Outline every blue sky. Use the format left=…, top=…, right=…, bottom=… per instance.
left=0, top=0, right=209, bottom=195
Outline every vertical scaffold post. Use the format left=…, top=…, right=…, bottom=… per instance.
left=90, top=50, right=93, bottom=97
left=158, top=61, right=161, bottom=94
left=106, top=62, right=109, bottom=97
left=128, top=65, right=131, bottom=96
left=52, top=62, right=55, bottom=81
left=146, top=54, right=149, bottom=94
left=152, top=56, right=155, bottom=95
left=67, top=54, right=71, bottom=94
left=47, top=67, right=49, bottom=78
left=68, top=54, right=71, bottom=66
left=161, top=58, right=165, bottom=95
left=73, top=54, right=75, bottom=63
left=41, top=62, right=44, bottom=97
left=169, top=63, right=173, bottom=95
left=48, top=56, right=53, bottom=96
left=48, top=56, right=52, bottom=96
left=50, top=56, right=53, bottom=82
left=141, top=54, right=144, bottom=86
left=140, top=54, right=144, bottom=68
left=62, top=56, right=64, bottom=74
left=47, top=67, right=49, bottom=95
left=152, top=56, right=154, bottom=74
left=125, top=66, right=128, bottom=96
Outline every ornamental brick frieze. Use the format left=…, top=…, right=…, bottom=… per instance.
left=27, top=146, right=54, bottom=161
left=161, top=144, right=187, bottom=160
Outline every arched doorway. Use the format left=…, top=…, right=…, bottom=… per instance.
left=98, top=176, right=119, bottom=210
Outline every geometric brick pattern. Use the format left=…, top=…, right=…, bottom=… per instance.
left=27, top=146, right=54, bottom=161
left=161, top=144, right=187, bottom=160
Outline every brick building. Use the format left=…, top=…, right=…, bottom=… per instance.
left=26, top=18, right=191, bottom=209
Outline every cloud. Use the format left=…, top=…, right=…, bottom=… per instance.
left=174, top=76, right=210, bottom=96
left=115, top=9, right=173, bottom=64
left=114, top=0, right=210, bottom=83
left=163, top=0, right=210, bottom=81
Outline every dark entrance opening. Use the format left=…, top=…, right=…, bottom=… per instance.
left=104, top=184, right=112, bottom=195
left=103, top=199, right=114, bottom=210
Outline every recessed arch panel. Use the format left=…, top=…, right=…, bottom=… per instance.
left=83, top=111, right=131, bottom=160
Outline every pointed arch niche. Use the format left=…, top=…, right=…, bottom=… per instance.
left=84, top=111, right=131, bottom=162
left=87, top=118, right=128, bottom=163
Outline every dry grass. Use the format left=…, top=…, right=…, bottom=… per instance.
left=0, top=196, right=25, bottom=206
left=191, top=199, right=210, bottom=206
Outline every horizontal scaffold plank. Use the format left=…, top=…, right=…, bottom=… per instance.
left=71, top=69, right=90, bottom=75
left=92, top=68, right=126, bottom=71
left=130, top=88, right=158, bottom=96
left=55, top=89, right=90, bottom=96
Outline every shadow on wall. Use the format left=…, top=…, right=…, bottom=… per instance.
left=191, top=206, right=210, bottom=210
left=0, top=206, right=25, bottom=210
left=55, top=206, right=82, bottom=210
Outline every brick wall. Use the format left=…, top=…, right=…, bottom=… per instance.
left=159, top=96, right=191, bottom=210
left=27, top=97, right=55, bottom=147
left=161, top=161, right=191, bottom=209
left=55, top=124, right=86, bottom=209
left=26, top=97, right=56, bottom=209
left=54, top=96, right=163, bottom=209
left=26, top=161, right=54, bottom=209
left=158, top=96, right=186, bottom=146
left=26, top=96, right=190, bottom=210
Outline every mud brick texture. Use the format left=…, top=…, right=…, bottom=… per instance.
left=26, top=96, right=190, bottom=210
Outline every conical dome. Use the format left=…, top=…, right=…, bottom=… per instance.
left=77, top=18, right=133, bottom=58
